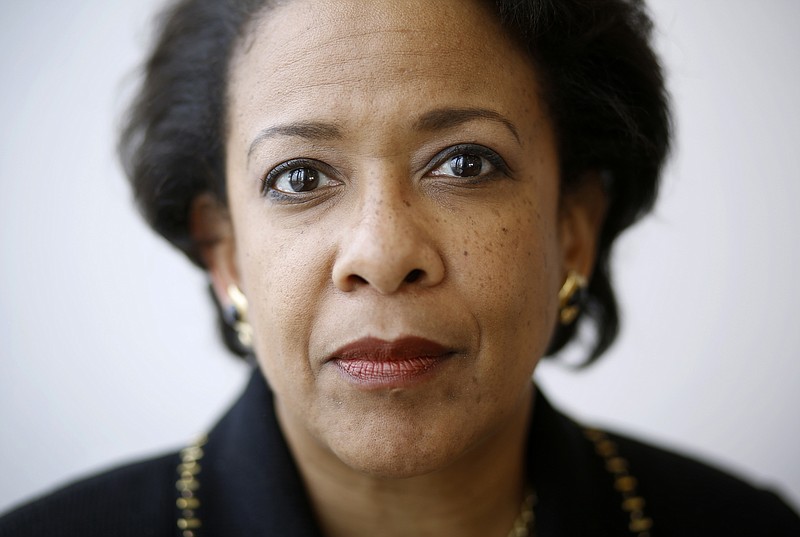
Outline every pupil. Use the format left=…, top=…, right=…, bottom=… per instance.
left=450, top=155, right=482, bottom=177
left=288, top=168, right=319, bottom=192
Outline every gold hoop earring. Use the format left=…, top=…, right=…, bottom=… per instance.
left=558, top=270, right=588, bottom=325
left=226, top=284, right=253, bottom=350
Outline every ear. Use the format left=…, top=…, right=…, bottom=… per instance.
left=557, top=172, right=609, bottom=279
left=189, top=193, right=240, bottom=309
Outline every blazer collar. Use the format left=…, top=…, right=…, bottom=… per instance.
left=527, top=389, right=623, bottom=536
left=201, top=370, right=324, bottom=536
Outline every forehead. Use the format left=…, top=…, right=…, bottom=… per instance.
left=226, top=0, right=542, bottom=144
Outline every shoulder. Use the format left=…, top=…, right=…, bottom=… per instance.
left=608, top=432, right=800, bottom=536
left=0, top=452, right=178, bottom=537
left=530, top=390, right=800, bottom=536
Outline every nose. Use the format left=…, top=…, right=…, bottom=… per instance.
left=332, top=191, right=445, bottom=295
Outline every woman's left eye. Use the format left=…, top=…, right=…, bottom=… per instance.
left=428, top=145, right=507, bottom=180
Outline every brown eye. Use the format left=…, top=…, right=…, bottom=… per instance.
left=449, top=154, right=483, bottom=177
left=429, top=146, right=501, bottom=181
left=288, top=168, right=320, bottom=192
left=265, top=160, right=337, bottom=197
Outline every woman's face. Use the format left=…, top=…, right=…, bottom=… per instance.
left=212, top=0, right=595, bottom=477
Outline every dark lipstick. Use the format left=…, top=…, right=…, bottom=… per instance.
left=328, top=336, right=454, bottom=387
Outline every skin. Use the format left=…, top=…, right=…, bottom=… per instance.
left=193, top=0, right=606, bottom=535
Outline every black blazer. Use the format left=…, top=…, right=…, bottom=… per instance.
left=2, top=369, right=798, bottom=536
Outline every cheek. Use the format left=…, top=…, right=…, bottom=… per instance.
left=234, top=213, right=331, bottom=387
left=454, top=198, right=560, bottom=363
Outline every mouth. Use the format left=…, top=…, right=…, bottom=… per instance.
left=327, top=336, right=456, bottom=388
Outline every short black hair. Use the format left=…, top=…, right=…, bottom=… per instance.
left=119, top=0, right=671, bottom=365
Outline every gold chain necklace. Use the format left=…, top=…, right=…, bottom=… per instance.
left=583, top=428, right=653, bottom=536
left=508, top=487, right=537, bottom=537
left=175, top=428, right=652, bottom=537
left=175, top=436, right=206, bottom=537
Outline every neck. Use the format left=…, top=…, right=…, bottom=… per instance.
left=276, top=385, right=535, bottom=537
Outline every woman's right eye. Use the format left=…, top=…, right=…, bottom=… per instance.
left=263, top=160, right=338, bottom=197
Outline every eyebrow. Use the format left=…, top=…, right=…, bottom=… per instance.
left=413, top=107, right=521, bottom=144
left=248, top=122, right=343, bottom=158
left=247, top=107, right=521, bottom=160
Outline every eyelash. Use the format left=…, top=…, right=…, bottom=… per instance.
left=427, top=143, right=510, bottom=181
left=261, top=158, right=334, bottom=202
left=260, top=144, right=510, bottom=200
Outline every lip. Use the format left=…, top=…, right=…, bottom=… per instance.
left=327, top=336, right=455, bottom=388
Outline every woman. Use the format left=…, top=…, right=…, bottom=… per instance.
left=1, top=0, right=798, bottom=535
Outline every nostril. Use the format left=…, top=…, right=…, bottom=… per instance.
left=404, top=269, right=423, bottom=283
left=350, top=275, right=369, bottom=286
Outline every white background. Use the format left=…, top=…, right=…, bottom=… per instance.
left=1, top=0, right=798, bottom=514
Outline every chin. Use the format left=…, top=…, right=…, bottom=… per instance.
left=331, top=434, right=470, bottom=480
left=322, top=408, right=485, bottom=479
